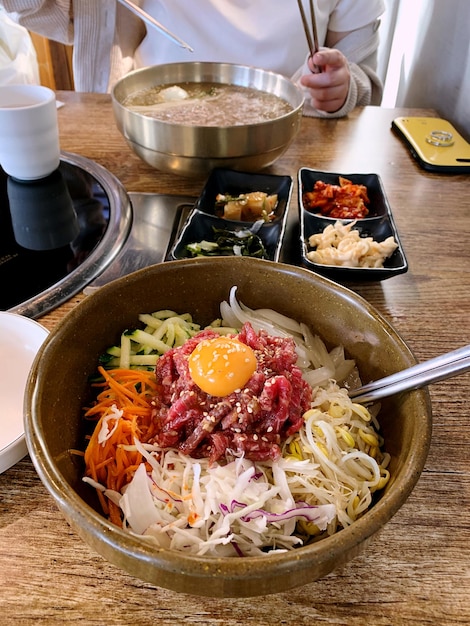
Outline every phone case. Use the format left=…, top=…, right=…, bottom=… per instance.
left=391, top=117, right=470, bottom=173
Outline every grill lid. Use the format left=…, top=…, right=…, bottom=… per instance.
left=2, top=152, right=132, bottom=319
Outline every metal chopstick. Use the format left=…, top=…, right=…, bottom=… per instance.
left=296, top=0, right=321, bottom=72
left=309, top=0, right=320, bottom=55
left=296, top=0, right=315, bottom=58
left=117, top=0, right=194, bottom=52
left=349, top=344, right=470, bottom=404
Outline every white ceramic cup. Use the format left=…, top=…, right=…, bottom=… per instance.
left=0, top=84, right=61, bottom=180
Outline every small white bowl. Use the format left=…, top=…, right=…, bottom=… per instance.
left=0, top=312, right=48, bottom=473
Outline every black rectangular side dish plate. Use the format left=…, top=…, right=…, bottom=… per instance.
left=298, top=168, right=408, bottom=281
left=169, top=168, right=293, bottom=263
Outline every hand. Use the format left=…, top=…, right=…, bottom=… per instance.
left=300, top=48, right=350, bottom=113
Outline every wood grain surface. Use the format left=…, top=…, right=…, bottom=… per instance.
left=1, top=92, right=469, bottom=625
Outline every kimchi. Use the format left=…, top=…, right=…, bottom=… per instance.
left=303, top=177, right=370, bottom=219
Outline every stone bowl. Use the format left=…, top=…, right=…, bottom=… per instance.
left=111, top=62, right=304, bottom=177
left=25, top=257, right=432, bottom=597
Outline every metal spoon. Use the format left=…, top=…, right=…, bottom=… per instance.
left=117, top=0, right=194, bottom=52
left=349, top=344, right=470, bottom=403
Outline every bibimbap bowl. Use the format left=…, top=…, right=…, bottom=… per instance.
left=25, top=257, right=432, bottom=597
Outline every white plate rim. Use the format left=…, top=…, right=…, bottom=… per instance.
left=0, top=311, right=48, bottom=474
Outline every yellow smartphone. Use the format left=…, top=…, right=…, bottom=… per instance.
left=391, top=116, right=470, bottom=173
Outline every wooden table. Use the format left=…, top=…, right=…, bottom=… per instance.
left=1, top=92, right=469, bottom=625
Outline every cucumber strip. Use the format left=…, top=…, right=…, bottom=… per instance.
left=120, top=334, right=132, bottom=369
left=104, top=357, right=121, bottom=368
left=174, top=324, right=192, bottom=346
left=128, top=354, right=159, bottom=366
left=138, top=313, right=163, bottom=330
left=128, top=329, right=172, bottom=353
left=151, top=310, right=179, bottom=320
left=106, top=346, right=121, bottom=356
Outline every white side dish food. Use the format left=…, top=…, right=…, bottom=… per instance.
left=307, top=220, right=398, bottom=268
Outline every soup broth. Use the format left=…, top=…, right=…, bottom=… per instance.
left=122, top=82, right=293, bottom=126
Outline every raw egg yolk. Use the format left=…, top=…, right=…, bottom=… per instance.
left=188, top=336, right=257, bottom=397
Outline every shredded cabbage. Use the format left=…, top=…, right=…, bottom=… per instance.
left=97, top=406, right=122, bottom=444
left=115, top=447, right=336, bottom=556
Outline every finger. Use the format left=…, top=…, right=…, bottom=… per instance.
left=313, top=49, right=347, bottom=70
left=307, top=56, right=322, bottom=75
left=301, top=66, right=348, bottom=91
left=300, top=73, right=349, bottom=112
left=310, top=89, right=346, bottom=112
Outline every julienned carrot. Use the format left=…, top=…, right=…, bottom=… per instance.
left=83, top=367, right=160, bottom=525
left=85, top=367, right=158, bottom=412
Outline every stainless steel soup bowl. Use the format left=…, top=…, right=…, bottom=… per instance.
left=25, top=257, right=432, bottom=598
left=111, top=62, right=305, bottom=177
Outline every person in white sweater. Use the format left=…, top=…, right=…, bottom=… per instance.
left=0, top=0, right=385, bottom=117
